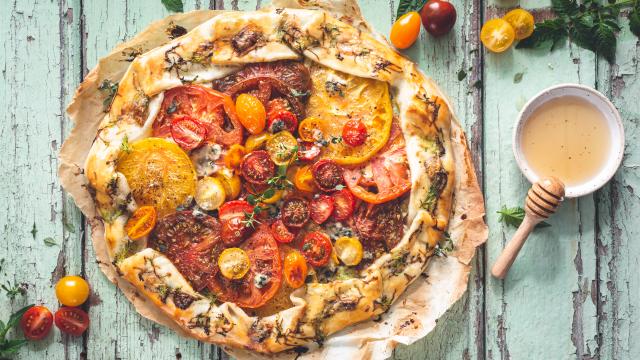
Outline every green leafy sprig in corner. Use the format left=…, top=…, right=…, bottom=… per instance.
left=517, top=0, right=640, bottom=62
left=0, top=305, right=34, bottom=358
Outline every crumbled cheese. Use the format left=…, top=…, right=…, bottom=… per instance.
left=190, top=143, right=222, bottom=177
left=254, top=273, right=270, bottom=288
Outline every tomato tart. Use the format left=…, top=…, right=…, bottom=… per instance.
left=60, top=0, right=487, bottom=357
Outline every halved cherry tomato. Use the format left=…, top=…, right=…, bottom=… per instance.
left=267, top=98, right=298, bottom=133
left=312, top=159, right=344, bottom=192
left=195, top=177, right=226, bottom=210
left=244, top=132, right=271, bottom=152
left=332, top=189, right=355, bottom=221
left=21, top=306, right=53, bottom=340
left=297, top=141, right=321, bottom=161
left=241, top=150, right=276, bottom=184
left=342, top=120, right=368, bottom=147
left=300, top=231, right=332, bottom=267
left=219, top=200, right=254, bottom=221
left=155, top=85, right=242, bottom=146
left=503, top=8, right=534, bottom=40
left=420, top=0, right=457, bottom=37
left=55, top=275, right=90, bottom=307
left=270, top=219, right=295, bottom=243
left=310, top=195, right=335, bottom=224
left=390, top=11, right=421, bottom=49
left=221, top=216, right=251, bottom=246
left=298, top=117, right=324, bottom=143
left=283, top=250, right=308, bottom=288
left=293, top=165, right=317, bottom=192
left=334, top=236, right=364, bottom=266
left=214, top=168, right=241, bottom=200
left=265, top=131, right=298, bottom=165
left=218, top=248, right=251, bottom=280
left=125, top=206, right=157, bottom=240
left=281, top=197, right=310, bottom=228
left=480, top=18, right=515, bottom=53
left=54, top=307, right=89, bottom=336
left=224, top=144, right=246, bottom=169
left=170, top=116, right=207, bottom=151
left=236, top=93, right=266, bottom=134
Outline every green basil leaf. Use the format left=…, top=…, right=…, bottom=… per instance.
left=396, top=0, right=426, bottom=19
left=0, top=339, right=28, bottom=354
left=162, top=0, right=184, bottom=12
left=0, top=305, right=33, bottom=339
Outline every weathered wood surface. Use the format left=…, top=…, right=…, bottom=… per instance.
left=0, top=0, right=638, bottom=359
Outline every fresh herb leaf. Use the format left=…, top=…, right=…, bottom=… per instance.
left=98, top=79, right=119, bottom=112
left=516, top=18, right=567, bottom=50
left=30, top=223, right=37, bottom=240
left=457, top=68, right=467, bottom=81
left=0, top=305, right=33, bottom=358
left=43, top=237, right=57, bottom=247
left=497, top=205, right=551, bottom=229
left=630, top=8, right=640, bottom=37
left=396, top=0, right=427, bottom=18
left=1, top=282, right=27, bottom=300
left=161, top=0, right=183, bottom=12
left=513, top=72, right=524, bottom=83
left=63, top=216, right=76, bottom=234
left=120, top=135, right=131, bottom=154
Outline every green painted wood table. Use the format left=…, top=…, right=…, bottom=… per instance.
left=1, top=0, right=638, bottom=359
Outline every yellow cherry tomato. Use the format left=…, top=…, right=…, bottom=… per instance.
left=298, top=117, right=324, bottom=143
left=293, top=165, right=317, bottom=192
left=55, top=275, right=90, bottom=307
left=266, top=131, right=298, bottom=165
left=390, top=11, right=421, bottom=49
left=235, top=94, right=266, bottom=134
left=214, top=168, right=241, bottom=201
left=218, top=248, right=251, bottom=280
left=334, top=236, right=364, bottom=266
left=283, top=250, right=308, bottom=289
left=125, top=206, right=157, bottom=240
left=195, top=176, right=226, bottom=210
left=480, top=18, right=515, bottom=53
left=244, top=132, right=271, bottom=152
left=224, top=144, right=245, bottom=169
left=262, top=189, right=283, bottom=204
left=503, top=8, right=534, bottom=40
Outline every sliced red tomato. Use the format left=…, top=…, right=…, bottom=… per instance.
left=297, top=142, right=321, bottom=162
left=221, top=215, right=251, bottom=246
left=312, top=159, right=344, bottom=192
left=300, top=231, right=332, bottom=267
left=342, top=119, right=367, bottom=147
left=54, top=307, right=89, bottom=336
left=332, top=189, right=355, bottom=221
left=343, top=125, right=411, bottom=204
left=270, top=219, right=295, bottom=243
left=219, top=200, right=254, bottom=221
left=21, top=306, right=53, bottom=340
left=266, top=98, right=298, bottom=133
left=154, top=85, right=243, bottom=146
left=241, top=150, right=276, bottom=185
left=281, top=197, right=310, bottom=228
left=310, top=195, right=334, bottom=224
left=208, top=225, right=282, bottom=308
left=170, top=116, right=207, bottom=151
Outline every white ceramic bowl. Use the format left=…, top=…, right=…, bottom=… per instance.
left=513, top=84, right=625, bottom=198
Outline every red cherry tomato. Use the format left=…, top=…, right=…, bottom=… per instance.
left=219, top=200, right=254, bottom=221
left=20, top=306, right=53, bottom=340
left=310, top=195, right=335, bottom=224
left=297, top=142, right=321, bottom=162
left=342, top=120, right=368, bottom=147
left=266, top=98, right=298, bottom=133
left=54, top=307, right=89, bottom=336
left=221, top=216, right=251, bottom=246
left=390, top=11, right=422, bottom=49
left=312, top=159, right=344, bottom=192
left=332, top=189, right=355, bottom=221
left=420, top=0, right=457, bottom=37
left=270, top=219, right=295, bottom=243
left=241, top=150, right=276, bottom=185
left=300, top=231, right=332, bottom=267
left=170, top=116, right=207, bottom=151
left=281, top=197, right=310, bottom=228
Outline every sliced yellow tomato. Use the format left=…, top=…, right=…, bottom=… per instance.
left=224, top=144, right=245, bottom=169
left=480, top=18, right=515, bottom=53
left=266, top=131, right=298, bottom=165
left=305, top=65, right=393, bottom=165
left=218, top=248, right=251, bottom=280
left=125, top=206, right=157, bottom=240
left=334, top=236, right=363, bottom=266
left=195, top=176, right=226, bottom=210
left=214, top=168, right=241, bottom=200
left=117, top=138, right=196, bottom=217
left=503, top=9, right=534, bottom=40
left=244, top=132, right=271, bottom=152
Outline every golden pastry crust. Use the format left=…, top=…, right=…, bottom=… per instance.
left=82, top=6, right=461, bottom=355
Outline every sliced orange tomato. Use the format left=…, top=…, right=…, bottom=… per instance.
left=283, top=250, right=308, bottom=288
left=304, top=65, right=393, bottom=165
left=125, top=206, right=157, bottom=240
left=235, top=93, right=266, bottom=134
left=293, top=165, right=317, bottom=192
left=117, top=138, right=196, bottom=217
left=224, top=144, right=246, bottom=169
left=480, top=18, right=515, bottom=53
left=503, top=9, right=534, bottom=40
left=390, top=11, right=421, bottom=49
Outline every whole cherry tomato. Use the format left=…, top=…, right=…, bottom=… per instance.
left=283, top=250, right=308, bottom=288
left=420, top=0, right=457, bottom=37
left=235, top=93, right=266, bottom=134
left=342, top=120, right=368, bottom=147
left=21, top=306, right=53, bottom=340
left=55, top=275, right=90, bottom=307
left=390, top=11, right=422, bottom=49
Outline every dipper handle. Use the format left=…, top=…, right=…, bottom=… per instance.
left=491, top=176, right=565, bottom=279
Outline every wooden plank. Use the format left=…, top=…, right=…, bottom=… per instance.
left=596, top=13, right=640, bottom=360
left=0, top=0, right=82, bottom=359
left=80, top=1, right=221, bottom=359
left=482, top=2, right=599, bottom=359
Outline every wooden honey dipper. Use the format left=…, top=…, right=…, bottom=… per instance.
left=491, top=176, right=565, bottom=279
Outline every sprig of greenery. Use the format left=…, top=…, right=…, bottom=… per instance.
left=98, top=79, right=118, bottom=112
left=0, top=305, right=34, bottom=358
left=433, top=232, right=454, bottom=258
left=517, top=0, right=640, bottom=62
left=396, top=0, right=427, bottom=18
left=161, top=0, right=183, bottom=12
left=1, top=281, right=27, bottom=300
left=497, top=206, right=551, bottom=229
